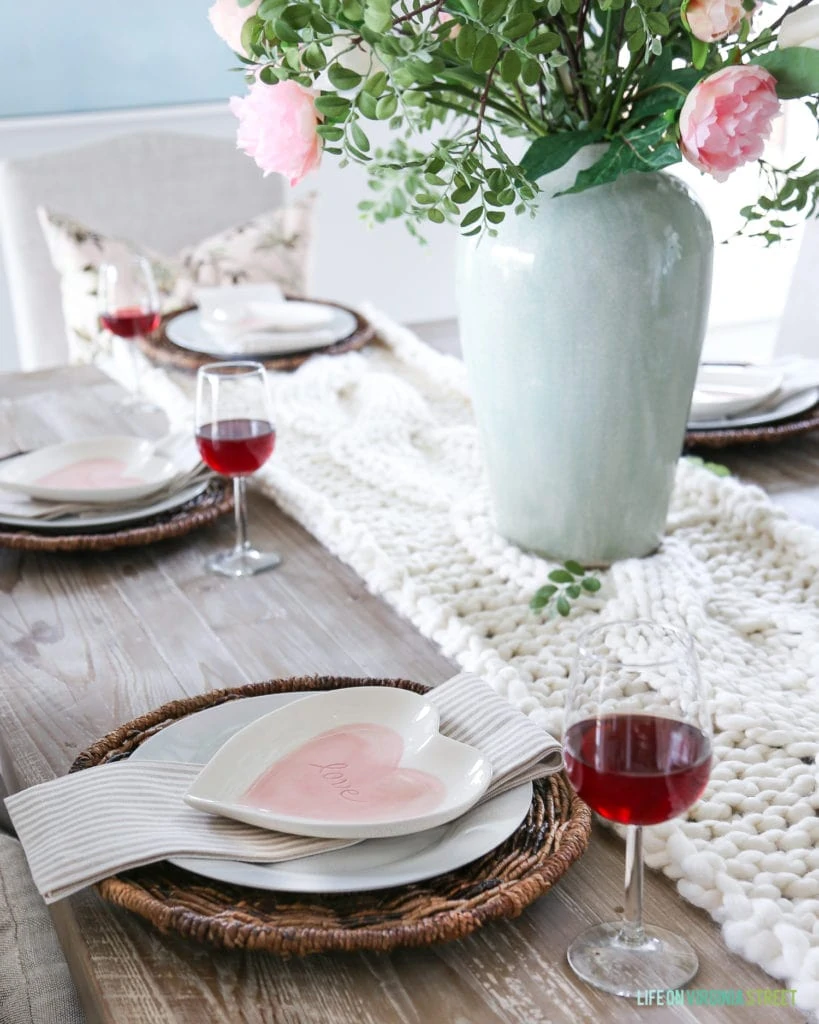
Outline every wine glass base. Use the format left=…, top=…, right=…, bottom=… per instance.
left=567, top=922, right=698, bottom=997
left=205, top=547, right=281, bottom=578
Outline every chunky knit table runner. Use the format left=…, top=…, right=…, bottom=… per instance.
left=104, top=307, right=819, bottom=1012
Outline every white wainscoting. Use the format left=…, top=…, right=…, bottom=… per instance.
left=0, top=102, right=458, bottom=371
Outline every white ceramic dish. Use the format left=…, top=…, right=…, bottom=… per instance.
left=688, top=386, right=819, bottom=431
left=186, top=687, right=492, bottom=840
left=0, top=436, right=176, bottom=503
left=688, top=365, right=783, bottom=423
left=130, top=692, right=532, bottom=893
left=0, top=478, right=209, bottom=534
left=167, top=302, right=358, bottom=358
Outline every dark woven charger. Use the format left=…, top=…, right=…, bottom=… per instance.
left=70, top=675, right=591, bottom=955
left=141, top=300, right=375, bottom=373
left=685, top=400, right=819, bottom=448
left=0, top=479, right=232, bottom=553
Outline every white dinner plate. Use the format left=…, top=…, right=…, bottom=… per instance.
left=167, top=303, right=358, bottom=358
left=130, top=692, right=533, bottom=893
left=0, top=479, right=209, bottom=534
left=0, top=436, right=176, bottom=503
left=687, top=386, right=819, bottom=431
left=186, top=687, right=492, bottom=840
left=688, top=365, right=784, bottom=423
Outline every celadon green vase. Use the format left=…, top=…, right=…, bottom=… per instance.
left=456, top=146, right=713, bottom=565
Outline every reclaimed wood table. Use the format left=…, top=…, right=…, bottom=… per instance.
left=0, top=332, right=814, bottom=1024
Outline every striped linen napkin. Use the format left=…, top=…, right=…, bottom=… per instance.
left=5, top=673, right=562, bottom=904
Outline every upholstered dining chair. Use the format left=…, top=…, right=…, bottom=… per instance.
left=0, top=132, right=284, bottom=370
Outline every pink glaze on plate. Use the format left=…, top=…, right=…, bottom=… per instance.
left=240, top=723, right=446, bottom=822
left=35, top=458, right=145, bottom=489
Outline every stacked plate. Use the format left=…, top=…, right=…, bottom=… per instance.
left=687, top=361, right=819, bottom=436
left=0, top=434, right=212, bottom=536
left=167, top=284, right=360, bottom=360
left=131, top=688, right=533, bottom=893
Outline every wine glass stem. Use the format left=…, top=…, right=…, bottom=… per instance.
left=130, top=336, right=143, bottom=395
left=233, top=476, right=250, bottom=553
left=621, top=825, right=646, bottom=946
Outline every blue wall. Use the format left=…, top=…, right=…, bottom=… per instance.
left=0, top=2, right=241, bottom=117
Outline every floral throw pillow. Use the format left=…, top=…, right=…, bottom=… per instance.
left=38, top=197, right=314, bottom=364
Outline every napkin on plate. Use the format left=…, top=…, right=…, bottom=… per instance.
left=194, top=284, right=334, bottom=349
left=5, top=672, right=562, bottom=904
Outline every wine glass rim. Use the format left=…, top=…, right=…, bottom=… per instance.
left=199, top=360, right=266, bottom=378
left=576, top=618, right=696, bottom=667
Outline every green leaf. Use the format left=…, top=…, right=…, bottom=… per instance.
left=427, top=208, right=446, bottom=223
left=535, top=584, right=558, bottom=601
left=472, top=34, right=500, bottom=74
left=404, top=90, right=427, bottom=107
left=520, top=129, right=601, bottom=182
left=548, top=568, right=574, bottom=583
left=240, top=16, right=263, bottom=53
left=281, top=3, right=312, bottom=28
left=500, top=50, right=521, bottom=83
left=479, top=0, right=507, bottom=25
left=328, top=64, right=362, bottom=90
left=375, top=93, right=398, bottom=119
left=364, top=3, right=392, bottom=33
left=274, top=17, right=302, bottom=42
left=302, top=43, right=326, bottom=69
left=486, top=210, right=505, bottom=224
left=357, top=90, right=379, bottom=118
left=460, top=206, right=483, bottom=227
left=564, top=560, right=585, bottom=576
left=756, top=47, right=819, bottom=100
left=315, top=94, right=352, bottom=118
left=581, top=576, right=602, bottom=592
left=521, top=58, right=541, bottom=86
left=691, top=36, right=708, bottom=70
left=528, top=32, right=560, bottom=54
left=561, top=120, right=680, bottom=195
left=351, top=122, right=370, bottom=151
left=505, top=12, right=535, bottom=39
left=456, top=23, right=478, bottom=59
left=316, top=124, right=345, bottom=140
left=363, top=71, right=388, bottom=95
left=566, top=584, right=581, bottom=599
left=556, top=595, right=571, bottom=616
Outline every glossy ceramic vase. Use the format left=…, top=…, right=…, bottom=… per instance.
left=456, top=146, right=713, bottom=565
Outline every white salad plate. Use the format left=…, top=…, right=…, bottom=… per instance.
left=688, top=364, right=784, bottom=423
left=0, top=478, right=209, bottom=533
left=688, top=386, right=819, bottom=431
left=0, top=436, right=176, bottom=503
left=167, top=302, right=358, bottom=358
left=186, top=687, right=493, bottom=840
left=131, top=692, right=533, bottom=893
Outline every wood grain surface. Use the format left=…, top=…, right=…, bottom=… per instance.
left=0, top=327, right=813, bottom=1024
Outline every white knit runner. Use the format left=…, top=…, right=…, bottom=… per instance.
left=103, top=307, right=819, bottom=1012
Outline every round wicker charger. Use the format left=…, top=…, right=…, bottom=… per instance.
left=70, top=675, right=591, bottom=955
left=0, top=479, right=232, bottom=553
left=685, top=400, right=819, bottom=449
left=141, top=301, right=375, bottom=373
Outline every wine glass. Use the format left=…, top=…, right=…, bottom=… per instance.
left=195, top=361, right=280, bottom=578
left=98, top=254, right=161, bottom=414
left=563, top=620, right=712, bottom=997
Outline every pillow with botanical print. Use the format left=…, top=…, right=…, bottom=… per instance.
left=38, top=196, right=314, bottom=364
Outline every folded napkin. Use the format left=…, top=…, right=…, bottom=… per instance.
left=5, top=673, right=562, bottom=904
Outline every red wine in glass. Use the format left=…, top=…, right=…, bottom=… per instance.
left=563, top=713, right=711, bottom=827
left=196, top=419, right=276, bottom=476
left=99, top=306, right=161, bottom=339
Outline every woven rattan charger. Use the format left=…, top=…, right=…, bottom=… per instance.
left=685, top=400, right=819, bottom=449
left=142, top=300, right=375, bottom=373
left=71, top=675, right=591, bottom=955
left=0, top=479, right=232, bottom=553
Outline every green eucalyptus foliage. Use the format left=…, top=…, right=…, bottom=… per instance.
left=235, top=0, right=819, bottom=238
left=530, top=561, right=602, bottom=618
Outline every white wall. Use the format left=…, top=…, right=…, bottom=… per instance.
left=0, top=102, right=458, bottom=371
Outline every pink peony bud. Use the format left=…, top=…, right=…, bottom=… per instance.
left=679, top=65, right=780, bottom=182
left=230, top=80, right=322, bottom=186
left=685, top=0, right=744, bottom=42
left=208, top=0, right=261, bottom=54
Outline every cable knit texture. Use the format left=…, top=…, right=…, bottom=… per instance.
left=104, top=306, right=819, bottom=1012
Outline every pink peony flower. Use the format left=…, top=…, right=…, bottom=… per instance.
left=679, top=65, right=780, bottom=182
left=685, top=0, right=743, bottom=42
left=230, top=80, right=322, bottom=185
left=208, top=0, right=261, bottom=54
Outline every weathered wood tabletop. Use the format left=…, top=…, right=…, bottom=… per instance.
left=0, top=332, right=814, bottom=1024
